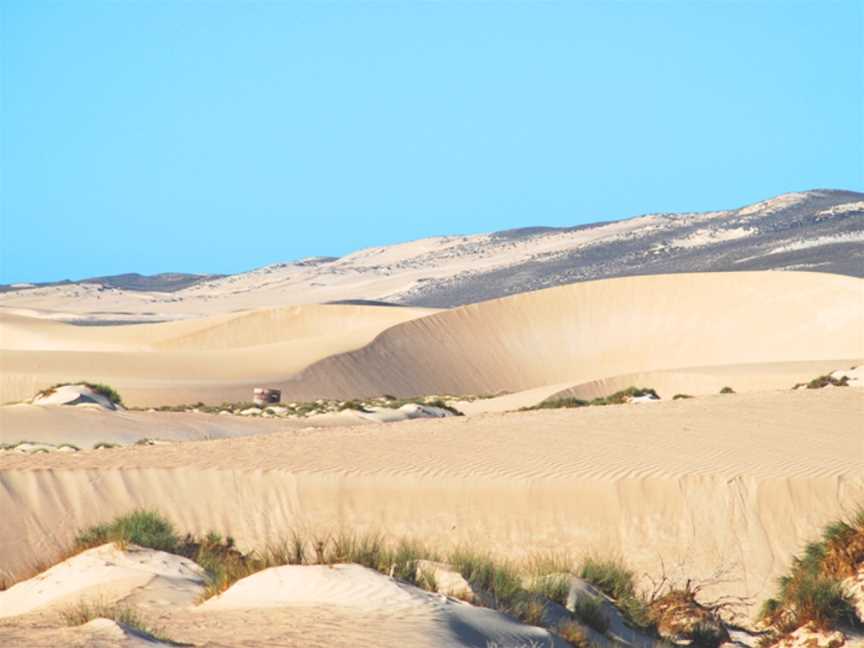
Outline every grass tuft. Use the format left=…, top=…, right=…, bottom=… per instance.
left=75, top=510, right=179, bottom=553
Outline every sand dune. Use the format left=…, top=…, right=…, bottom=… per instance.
left=277, top=272, right=864, bottom=400
left=2, top=272, right=858, bottom=407
left=0, top=303, right=435, bottom=405
left=2, top=388, right=861, bottom=615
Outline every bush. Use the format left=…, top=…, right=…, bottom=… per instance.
left=719, top=386, right=735, bottom=394
left=672, top=394, right=693, bottom=400
left=75, top=510, right=179, bottom=553
left=760, top=507, right=864, bottom=633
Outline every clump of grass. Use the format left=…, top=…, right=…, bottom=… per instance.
left=759, top=508, right=864, bottom=634
left=527, top=573, right=571, bottom=607
left=75, top=510, right=179, bottom=553
left=522, top=397, right=589, bottom=411
left=93, top=442, right=119, bottom=450
left=578, top=557, right=636, bottom=601
left=591, top=387, right=658, bottom=405
left=449, top=548, right=523, bottom=609
left=572, top=594, right=610, bottom=634
left=719, top=386, right=735, bottom=394
left=59, top=598, right=166, bottom=641
left=524, top=387, right=659, bottom=411
left=672, top=394, right=693, bottom=400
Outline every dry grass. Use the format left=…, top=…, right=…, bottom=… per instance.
left=59, top=598, right=167, bottom=641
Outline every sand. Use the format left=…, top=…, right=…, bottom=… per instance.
left=2, top=388, right=861, bottom=616
left=2, top=272, right=859, bottom=408
left=279, top=272, right=864, bottom=400
left=0, top=303, right=435, bottom=405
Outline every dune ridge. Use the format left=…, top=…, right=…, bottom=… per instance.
left=278, top=272, right=864, bottom=400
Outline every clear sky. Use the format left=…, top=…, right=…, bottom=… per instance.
left=1, top=1, right=862, bottom=284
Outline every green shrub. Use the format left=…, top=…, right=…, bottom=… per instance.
left=75, top=510, right=178, bottom=553
left=719, top=386, right=735, bottom=394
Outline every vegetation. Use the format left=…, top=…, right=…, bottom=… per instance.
left=793, top=374, right=850, bottom=390
left=37, top=381, right=123, bottom=405
left=572, top=594, right=610, bottom=634
left=719, top=386, right=735, bottom=394
left=75, top=510, right=179, bottom=553
left=672, top=394, right=693, bottom=400
left=523, top=387, right=660, bottom=411
left=144, top=394, right=464, bottom=417
left=59, top=598, right=167, bottom=641
left=759, top=508, right=864, bottom=637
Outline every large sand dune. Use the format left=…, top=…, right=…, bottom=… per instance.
left=2, top=388, right=861, bottom=615
left=1, top=272, right=860, bottom=407
left=278, top=272, right=864, bottom=400
left=0, top=303, right=434, bottom=405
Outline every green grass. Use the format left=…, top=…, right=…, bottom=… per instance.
left=572, top=594, right=610, bottom=634
left=578, top=557, right=636, bottom=601
left=75, top=510, right=179, bottom=553
left=449, top=548, right=523, bottom=609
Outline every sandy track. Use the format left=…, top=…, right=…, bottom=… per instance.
left=2, top=388, right=861, bottom=612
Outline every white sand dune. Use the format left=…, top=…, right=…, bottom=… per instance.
left=277, top=272, right=864, bottom=400
left=0, top=303, right=435, bottom=405
left=0, top=544, right=205, bottom=619
left=199, top=563, right=567, bottom=647
left=1, top=388, right=861, bottom=616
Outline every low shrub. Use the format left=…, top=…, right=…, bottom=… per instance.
left=672, top=394, right=693, bottom=400
left=719, top=386, right=735, bottom=394
left=38, top=381, right=123, bottom=405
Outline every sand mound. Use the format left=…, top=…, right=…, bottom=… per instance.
left=0, top=544, right=205, bottom=619
left=31, top=384, right=121, bottom=411
left=202, top=563, right=567, bottom=647
left=277, top=272, right=864, bottom=400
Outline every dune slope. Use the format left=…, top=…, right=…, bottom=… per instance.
left=278, top=271, right=864, bottom=400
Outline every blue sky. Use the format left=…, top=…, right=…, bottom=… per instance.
left=2, top=1, right=861, bottom=284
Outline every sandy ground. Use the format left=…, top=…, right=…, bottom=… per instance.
left=2, top=388, right=861, bottom=616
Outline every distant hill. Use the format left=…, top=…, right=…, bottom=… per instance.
left=0, top=272, right=224, bottom=294
left=0, top=188, right=861, bottom=319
